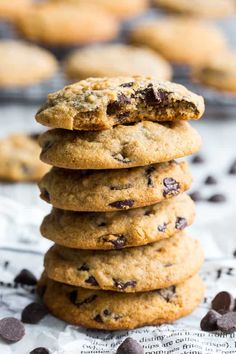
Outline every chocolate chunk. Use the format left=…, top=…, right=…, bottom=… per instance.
left=107, top=93, right=131, bottom=115
left=71, top=294, right=97, bottom=307
left=158, top=285, right=176, bottom=302
left=40, top=188, right=50, bottom=203
left=163, top=178, right=180, bottom=197
left=228, top=161, right=236, bottom=175
left=21, top=302, right=48, bottom=324
left=175, top=217, right=187, bottom=230
left=85, top=276, right=99, bottom=286
left=14, top=269, right=37, bottom=286
left=0, top=317, right=25, bottom=342
left=189, top=191, right=203, bottom=202
left=192, top=155, right=205, bottom=164
left=110, top=235, right=126, bottom=249
left=116, top=337, right=144, bottom=354
left=109, top=200, right=134, bottom=210
left=157, top=223, right=167, bottom=232
left=120, top=82, right=134, bottom=88
left=217, top=312, right=236, bottom=333
left=139, top=84, right=167, bottom=106
left=94, top=314, right=103, bottom=323
left=204, top=175, right=218, bottom=185
left=103, top=309, right=111, bottom=316
left=30, top=348, right=50, bottom=354
left=78, top=263, right=90, bottom=271
left=207, top=194, right=226, bottom=203
left=211, top=291, right=235, bottom=312
left=69, top=290, right=77, bottom=305
left=113, top=279, right=137, bottom=290
left=200, top=310, right=221, bottom=331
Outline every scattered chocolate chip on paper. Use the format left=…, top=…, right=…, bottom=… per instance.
left=0, top=317, right=25, bottom=342
left=116, top=337, right=144, bottom=354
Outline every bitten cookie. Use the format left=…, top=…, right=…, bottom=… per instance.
left=65, top=45, right=172, bottom=81
left=193, top=51, right=236, bottom=92
left=0, top=40, right=58, bottom=87
left=39, top=122, right=201, bottom=170
left=44, top=232, right=204, bottom=292
left=36, top=77, right=205, bottom=130
left=130, top=17, right=227, bottom=66
left=16, top=3, right=119, bottom=46
left=0, top=133, right=50, bottom=182
left=39, top=161, right=192, bottom=212
left=42, top=274, right=204, bottom=330
left=153, top=0, right=236, bottom=18
left=50, top=0, right=148, bottom=19
left=41, top=194, right=195, bottom=249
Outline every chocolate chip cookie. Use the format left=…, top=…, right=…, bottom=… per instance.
left=44, top=232, right=204, bottom=292
left=42, top=274, right=204, bottom=330
left=65, top=44, right=172, bottom=81
left=153, top=0, right=236, bottom=18
left=39, top=122, right=201, bottom=170
left=41, top=193, right=195, bottom=249
left=0, top=133, right=50, bottom=182
left=36, top=77, right=205, bottom=130
left=0, top=40, right=58, bottom=87
left=130, top=18, right=227, bottom=66
left=39, top=161, right=192, bottom=212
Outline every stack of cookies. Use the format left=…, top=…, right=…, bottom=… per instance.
left=36, top=77, right=205, bottom=330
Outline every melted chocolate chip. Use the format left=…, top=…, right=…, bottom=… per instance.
left=200, top=310, right=221, bottom=332
left=85, top=276, right=98, bottom=286
left=0, top=317, right=25, bottom=343
left=138, top=84, right=168, bottom=106
left=120, top=82, right=134, bottom=88
left=107, top=93, right=131, bottom=115
left=94, top=314, right=103, bottom=323
left=78, top=263, right=90, bottom=271
left=163, top=178, right=180, bottom=197
left=113, top=279, right=137, bottom=290
left=30, top=348, right=50, bottom=354
left=175, top=217, right=187, bottom=230
left=207, top=194, right=226, bottom=203
left=211, top=291, right=235, bottom=313
left=158, top=223, right=167, bottom=232
left=109, top=200, right=134, bottom=210
left=21, top=302, right=48, bottom=324
left=116, top=337, right=144, bottom=354
left=217, top=312, right=236, bottom=333
left=109, top=235, right=126, bottom=249
left=14, top=269, right=37, bottom=286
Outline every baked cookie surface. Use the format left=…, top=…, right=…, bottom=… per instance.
left=0, top=133, right=49, bottom=182
left=193, top=51, right=236, bottom=92
left=39, top=161, right=192, bottom=212
left=16, top=3, right=119, bottom=45
left=41, top=193, right=195, bottom=249
left=0, top=0, right=32, bottom=21
left=153, top=0, right=236, bottom=18
left=65, top=45, right=172, bottom=81
left=0, top=40, right=58, bottom=87
left=130, top=18, right=227, bottom=65
left=39, top=122, right=202, bottom=169
left=42, top=274, right=204, bottom=330
left=36, top=77, right=205, bottom=130
left=44, top=232, right=204, bottom=292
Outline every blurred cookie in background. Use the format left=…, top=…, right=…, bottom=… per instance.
left=0, top=40, right=58, bottom=87
left=65, top=44, right=172, bottom=81
left=130, top=17, right=227, bottom=66
left=0, top=0, right=33, bottom=21
left=16, top=2, right=120, bottom=46
left=153, top=0, right=236, bottom=19
left=0, top=133, right=50, bottom=182
left=50, top=0, right=149, bottom=19
left=193, top=51, right=236, bottom=93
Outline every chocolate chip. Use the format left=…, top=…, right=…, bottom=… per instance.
left=163, top=178, right=180, bottom=197
left=113, top=279, right=137, bottom=290
left=0, top=317, right=25, bottom=342
left=21, top=302, right=48, bottom=324
left=85, top=276, right=98, bottom=286
left=120, top=82, right=134, bottom=88
left=103, top=309, right=111, bottom=316
left=233, top=250, right=236, bottom=257
left=69, top=290, right=77, bottom=305
left=30, top=348, right=50, bottom=354
left=14, top=269, right=37, bottom=286
left=78, top=263, right=90, bottom=271
left=175, top=217, right=187, bottom=230
left=109, top=200, right=134, bottom=210
left=207, top=194, right=226, bottom=203
left=110, top=235, right=126, bottom=249
left=107, top=93, right=131, bottom=115
left=116, top=337, right=144, bottom=354
left=139, top=84, right=167, bottom=106
left=204, top=175, right=218, bottom=185
left=189, top=191, right=203, bottom=202
left=157, top=223, right=167, bottom=232
left=110, top=183, right=132, bottom=190
left=228, top=161, right=236, bottom=175
left=40, top=188, right=50, bottom=203
left=145, top=166, right=156, bottom=187
left=192, top=155, right=205, bottom=164
left=98, top=222, right=106, bottom=227
left=71, top=293, right=97, bottom=307
left=94, top=314, right=103, bottom=323
left=211, top=291, right=235, bottom=313
left=200, top=310, right=221, bottom=331
left=158, top=285, right=176, bottom=302
left=217, top=312, right=236, bottom=333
